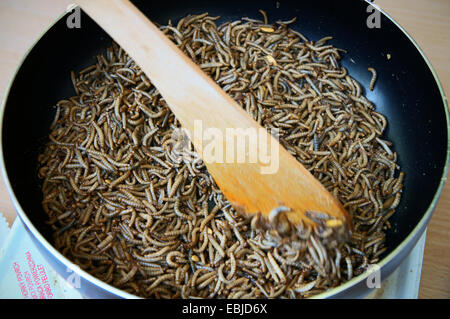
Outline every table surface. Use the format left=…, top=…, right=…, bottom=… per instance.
left=0, top=0, right=449, bottom=298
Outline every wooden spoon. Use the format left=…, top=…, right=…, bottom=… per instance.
left=76, top=0, right=351, bottom=230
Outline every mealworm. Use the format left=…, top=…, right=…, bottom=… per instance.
left=368, top=67, right=377, bottom=91
left=116, top=266, right=138, bottom=285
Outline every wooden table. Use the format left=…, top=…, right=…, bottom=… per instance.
left=0, top=0, right=448, bottom=298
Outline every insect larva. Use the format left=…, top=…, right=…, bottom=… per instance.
left=268, top=206, right=290, bottom=225
left=172, top=198, right=192, bottom=221
left=207, top=234, right=226, bottom=258
left=68, top=176, right=85, bottom=195
left=168, top=174, right=184, bottom=198
left=262, top=256, right=279, bottom=285
left=146, top=274, right=175, bottom=291
left=115, top=266, right=138, bottom=285
left=388, top=192, right=402, bottom=209
left=195, top=270, right=217, bottom=287
left=72, top=251, right=109, bottom=261
left=164, top=226, right=189, bottom=237
left=199, top=208, right=217, bottom=232
left=97, top=234, right=115, bottom=250
left=293, top=280, right=316, bottom=293
left=368, top=67, right=377, bottom=91
left=208, top=277, right=222, bottom=298
left=345, top=256, right=353, bottom=281
left=267, top=252, right=286, bottom=283
left=109, top=171, right=130, bottom=189
left=166, top=251, right=185, bottom=267
left=217, top=263, right=233, bottom=284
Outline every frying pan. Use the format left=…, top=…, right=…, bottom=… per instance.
left=0, top=0, right=448, bottom=298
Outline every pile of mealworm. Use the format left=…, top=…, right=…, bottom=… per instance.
left=37, top=12, right=404, bottom=298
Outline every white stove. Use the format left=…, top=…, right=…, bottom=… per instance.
left=0, top=212, right=425, bottom=299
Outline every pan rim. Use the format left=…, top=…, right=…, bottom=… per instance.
left=0, top=0, right=448, bottom=299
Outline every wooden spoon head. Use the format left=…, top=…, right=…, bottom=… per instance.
left=205, top=143, right=352, bottom=230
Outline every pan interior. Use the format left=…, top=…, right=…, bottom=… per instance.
left=2, top=0, right=447, bottom=288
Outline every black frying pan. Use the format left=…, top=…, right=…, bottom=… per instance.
left=1, top=0, right=448, bottom=298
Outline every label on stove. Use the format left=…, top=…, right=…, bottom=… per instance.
left=0, top=216, right=83, bottom=299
